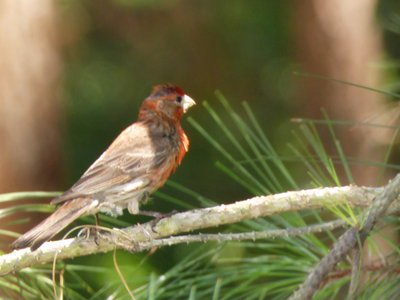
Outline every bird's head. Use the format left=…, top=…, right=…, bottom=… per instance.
left=139, top=84, right=196, bottom=122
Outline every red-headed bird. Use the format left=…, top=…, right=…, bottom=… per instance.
left=12, top=84, right=196, bottom=251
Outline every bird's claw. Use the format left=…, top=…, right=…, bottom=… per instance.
left=77, top=226, right=101, bottom=245
left=139, top=210, right=178, bottom=232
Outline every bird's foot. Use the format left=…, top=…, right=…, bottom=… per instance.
left=139, top=210, right=178, bottom=232
left=77, top=215, right=102, bottom=245
left=139, top=209, right=178, bottom=220
left=77, top=226, right=101, bottom=244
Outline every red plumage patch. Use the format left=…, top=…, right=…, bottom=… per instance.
left=173, top=86, right=185, bottom=96
left=151, top=84, right=185, bottom=98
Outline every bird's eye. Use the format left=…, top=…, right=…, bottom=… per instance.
left=176, top=96, right=183, bottom=103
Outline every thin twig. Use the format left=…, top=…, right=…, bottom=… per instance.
left=114, top=219, right=347, bottom=252
left=321, top=262, right=400, bottom=287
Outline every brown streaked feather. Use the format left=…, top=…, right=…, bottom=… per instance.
left=52, top=122, right=176, bottom=204
left=12, top=197, right=96, bottom=251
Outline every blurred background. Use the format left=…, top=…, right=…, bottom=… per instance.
left=1, top=0, right=400, bottom=295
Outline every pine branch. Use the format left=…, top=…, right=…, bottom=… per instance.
left=1, top=184, right=399, bottom=276
left=289, top=174, right=400, bottom=300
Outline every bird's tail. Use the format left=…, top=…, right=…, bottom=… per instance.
left=12, top=197, right=96, bottom=251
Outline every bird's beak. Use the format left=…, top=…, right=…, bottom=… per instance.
left=182, top=94, right=196, bottom=113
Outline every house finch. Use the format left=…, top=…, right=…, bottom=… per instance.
left=12, top=84, right=196, bottom=251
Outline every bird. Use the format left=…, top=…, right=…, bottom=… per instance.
left=12, top=84, right=196, bottom=251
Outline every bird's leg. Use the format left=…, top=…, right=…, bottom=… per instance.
left=92, top=213, right=101, bottom=245
left=137, top=191, right=178, bottom=219
left=95, top=213, right=100, bottom=227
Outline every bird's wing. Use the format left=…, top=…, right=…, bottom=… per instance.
left=52, top=123, right=171, bottom=204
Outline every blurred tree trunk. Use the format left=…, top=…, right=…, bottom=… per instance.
left=0, top=1, right=62, bottom=245
left=293, top=0, right=390, bottom=186
left=292, top=0, right=397, bottom=289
